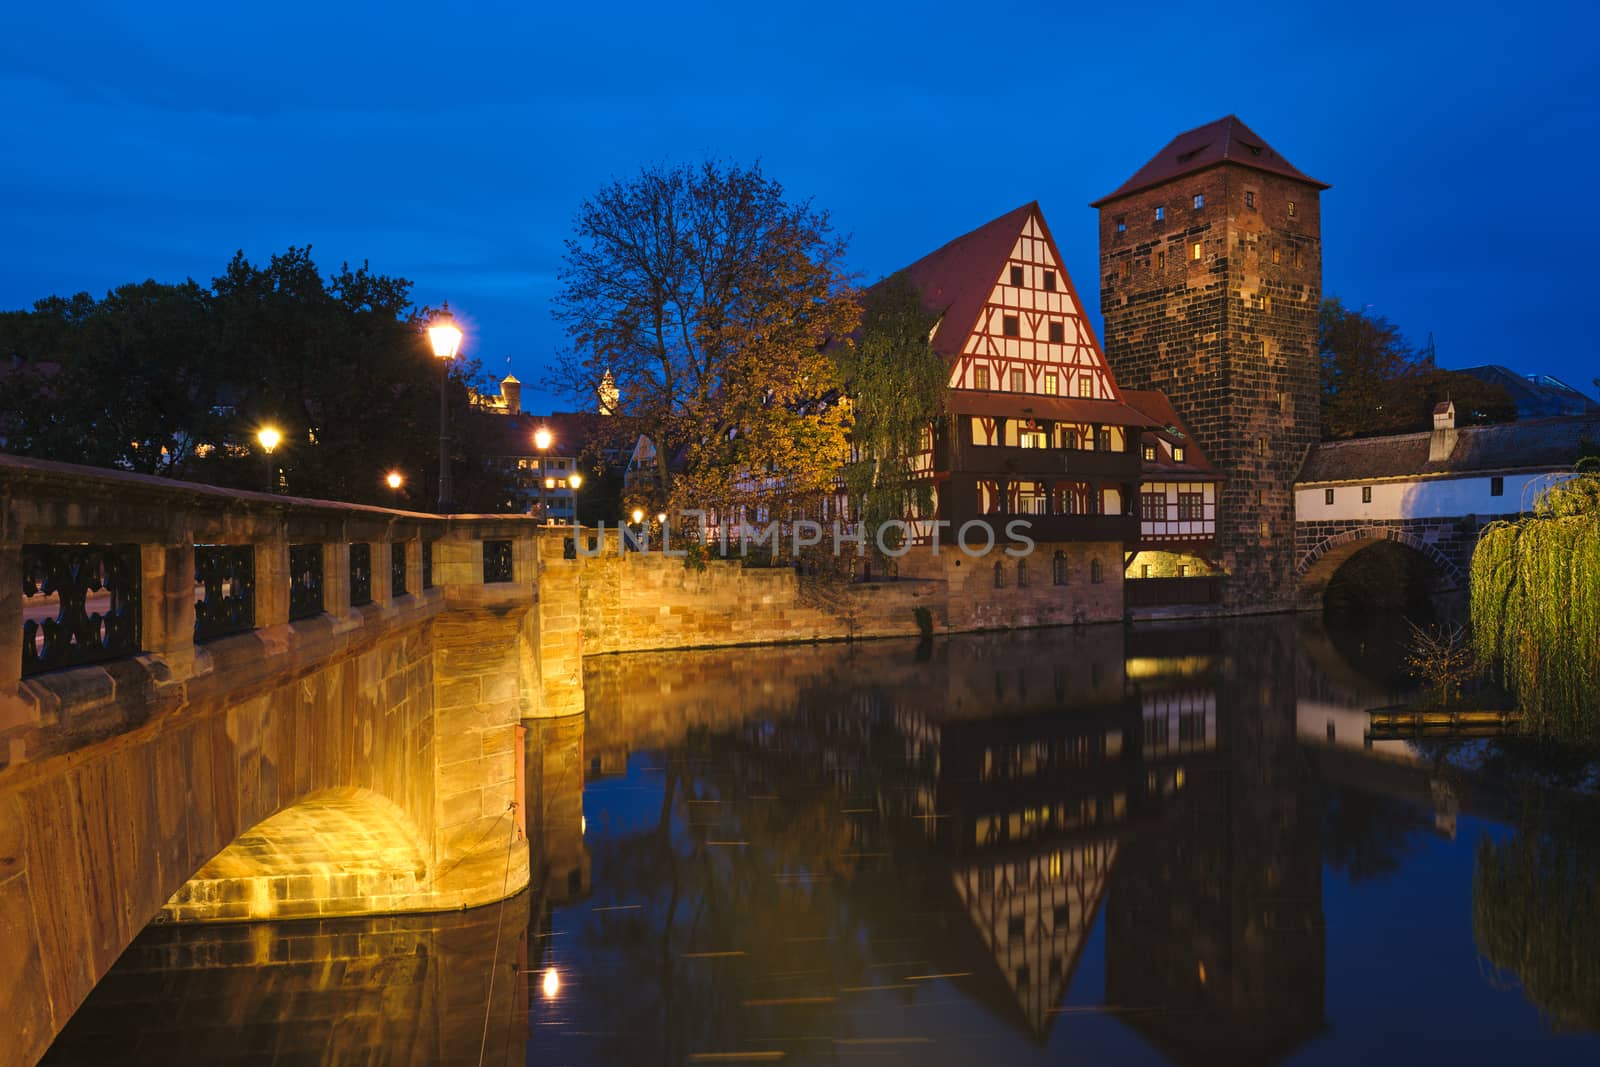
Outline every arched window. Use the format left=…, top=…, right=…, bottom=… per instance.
left=994, top=561, right=1006, bottom=589
left=1053, top=551, right=1067, bottom=586
left=1017, top=559, right=1028, bottom=587
left=1091, top=559, right=1104, bottom=584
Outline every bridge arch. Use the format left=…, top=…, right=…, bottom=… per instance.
left=1295, top=526, right=1466, bottom=611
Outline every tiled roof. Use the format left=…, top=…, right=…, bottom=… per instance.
left=883, top=202, right=1037, bottom=360
left=1121, top=389, right=1219, bottom=478
left=947, top=389, right=1152, bottom=429
left=1091, top=115, right=1328, bottom=207
left=1297, top=415, right=1600, bottom=483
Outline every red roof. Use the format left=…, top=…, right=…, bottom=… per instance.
left=885, top=202, right=1038, bottom=360
left=1121, top=389, right=1219, bottom=478
left=948, top=389, right=1153, bottom=429
left=1091, top=115, right=1328, bottom=207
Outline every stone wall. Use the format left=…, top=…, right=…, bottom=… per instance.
left=1293, top=516, right=1481, bottom=608
left=1099, top=157, right=1323, bottom=613
left=569, top=533, right=1125, bottom=657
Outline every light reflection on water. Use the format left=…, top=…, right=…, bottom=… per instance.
left=47, top=616, right=1600, bottom=1065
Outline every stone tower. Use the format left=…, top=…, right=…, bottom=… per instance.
left=1093, top=116, right=1327, bottom=611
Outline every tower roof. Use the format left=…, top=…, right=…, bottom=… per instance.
left=1091, top=115, right=1328, bottom=207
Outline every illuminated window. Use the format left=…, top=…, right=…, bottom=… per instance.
left=1193, top=193, right=1204, bottom=209
left=1491, top=476, right=1504, bottom=496
left=974, top=366, right=991, bottom=390
left=1048, top=321, right=1064, bottom=344
left=1010, top=265, right=1024, bottom=286
left=1173, top=446, right=1185, bottom=462
left=1044, top=370, right=1059, bottom=394
left=1019, top=428, right=1048, bottom=448
left=1258, top=437, right=1268, bottom=454
left=1288, top=200, right=1297, bottom=217
left=1362, top=486, right=1372, bottom=503
left=1078, top=376, right=1093, bottom=398
left=1143, top=444, right=1157, bottom=462
left=1245, top=190, right=1256, bottom=209
left=1155, top=205, right=1166, bottom=222
left=1191, top=242, right=1202, bottom=260
left=1141, top=564, right=1152, bottom=578
left=1157, top=250, right=1166, bottom=270
left=1325, top=489, right=1335, bottom=505
left=1002, top=315, right=1020, bottom=337
left=1043, top=271, right=1057, bottom=291
left=1273, top=246, right=1281, bottom=264
left=1010, top=369, right=1025, bottom=392
left=1115, top=215, right=1127, bottom=235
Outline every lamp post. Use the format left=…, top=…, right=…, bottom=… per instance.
left=428, top=310, right=463, bottom=512
left=257, top=426, right=281, bottom=493
left=533, top=427, right=553, bottom=523
left=385, top=470, right=404, bottom=493
left=568, top=471, right=583, bottom=528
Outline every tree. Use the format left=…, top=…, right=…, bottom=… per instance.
left=0, top=248, right=515, bottom=508
left=1319, top=297, right=1515, bottom=439
left=554, top=161, right=858, bottom=527
left=835, top=272, right=948, bottom=567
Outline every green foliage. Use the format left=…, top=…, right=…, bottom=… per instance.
left=1471, top=474, right=1600, bottom=743
left=1474, top=809, right=1600, bottom=1030
left=0, top=248, right=514, bottom=508
left=834, top=272, right=947, bottom=564
left=1320, top=297, right=1516, bottom=439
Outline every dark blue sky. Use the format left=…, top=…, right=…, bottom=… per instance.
left=6, top=1, right=1597, bottom=414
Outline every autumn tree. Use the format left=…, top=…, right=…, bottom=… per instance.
left=554, top=161, right=858, bottom=527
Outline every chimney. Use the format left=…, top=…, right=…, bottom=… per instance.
left=1429, top=400, right=1457, bottom=462
left=500, top=374, right=522, bottom=416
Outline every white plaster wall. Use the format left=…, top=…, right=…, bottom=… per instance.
left=1295, top=471, right=1573, bottom=522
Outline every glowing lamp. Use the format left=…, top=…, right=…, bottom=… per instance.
left=385, top=470, right=404, bottom=490
left=631, top=508, right=645, bottom=524
left=427, top=312, right=462, bottom=360
left=542, top=966, right=560, bottom=998
left=568, top=473, right=583, bottom=490
left=257, top=427, right=281, bottom=453
left=534, top=427, right=552, bottom=451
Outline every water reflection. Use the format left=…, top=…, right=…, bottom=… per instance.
left=48, top=617, right=1600, bottom=1065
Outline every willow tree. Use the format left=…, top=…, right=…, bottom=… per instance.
left=1471, top=463, right=1600, bottom=743
left=555, top=161, right=858, bottom=524
left=833, top=272, right=948, bottom=566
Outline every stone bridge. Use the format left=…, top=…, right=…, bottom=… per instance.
left=0, top=456, right=584, bottom=1063
left=1292, top=515, right=1491, bottom=610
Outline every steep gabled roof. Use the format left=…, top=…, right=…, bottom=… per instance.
left=1091, top=115, right=1328, bottom=207
left=882, top=202, right=1038, bottom=360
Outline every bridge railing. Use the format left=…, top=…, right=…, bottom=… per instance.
left=1, top=453, right=567, bottom=770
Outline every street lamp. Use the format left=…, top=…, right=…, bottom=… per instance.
left=385, top=470, right=404, bottom=491
left=428, top=309, right=463, bottom=512
left=568, top=472, right=583, bottom=528
left=533, top=427, right=553, bottom=523
left=257, top=426, right=281, bottom=492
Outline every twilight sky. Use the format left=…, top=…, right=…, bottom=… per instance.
left=4, top=1, right=1596, bottom=415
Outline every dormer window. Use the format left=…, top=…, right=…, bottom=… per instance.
left=1173, top=446, right=1185, bottom=463
left=1143, top=444, right=1157, bottom=462
left=1192, top=194, right=1204, bottom=210
left=1010, top=265, right=1024, bottom=286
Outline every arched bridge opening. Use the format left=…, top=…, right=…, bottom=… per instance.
left=1296, top=527, right=1467, bottom=618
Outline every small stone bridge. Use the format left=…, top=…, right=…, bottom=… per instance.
left=0, top=455, right=584, bottom=1063
left=1292, top=515, right=1490, bottom=610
